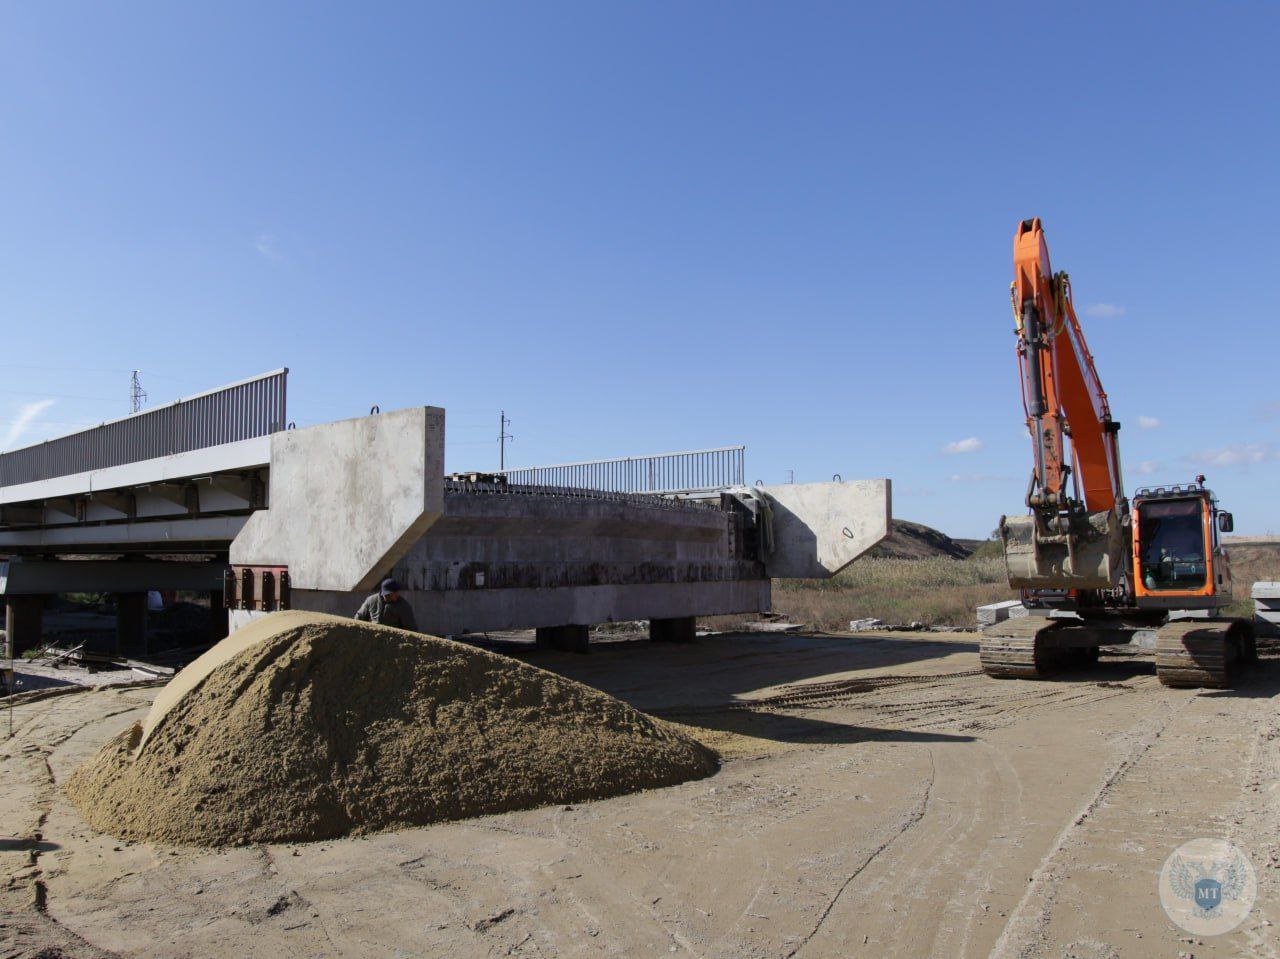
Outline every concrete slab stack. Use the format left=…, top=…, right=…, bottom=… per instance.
left=1253, top=582, right=1280, bottom=637
left=976, top=599, right=1028, bottom=626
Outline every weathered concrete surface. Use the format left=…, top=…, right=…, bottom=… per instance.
left=758, top=479, right=891, bottom=579
left=283, top=579, right=770, bottom=636
left=241, top=486, right=772, bottom=636
left=231, top=408, right=444, bottom=592
left=396, top=490, right=750, bottom=591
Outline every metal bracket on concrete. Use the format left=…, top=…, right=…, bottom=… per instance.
left=225, top=565, right=291, bottom=612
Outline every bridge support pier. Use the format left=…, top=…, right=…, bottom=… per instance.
left=650, top=616, right=696, bottom=643
left=115, top=592, right=148, bottom=657
left=4, top=596, right=45, bottom=658
left=208, top=590, right=229, bottom=644
left=535, top=624, right=590, bottom=654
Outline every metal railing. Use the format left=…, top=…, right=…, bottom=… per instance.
left=498, top=445, right=745, bottom=495
left=446, top=478, right=726, bottom=512
left=0, top=369, right=288, bottom=487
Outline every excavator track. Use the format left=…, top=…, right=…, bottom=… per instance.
left=1155, top=619, right=1254, bottom=689
left=979, top=617, right=1064, bottom=679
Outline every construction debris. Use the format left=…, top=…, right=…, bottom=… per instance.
left=66, top=612, right=717, bottom=846
left=743, top=621, right=803, bottom=633
left=975, top=599, right=1028, bottom=626
left=1253, top=581, right=1280, bottom=637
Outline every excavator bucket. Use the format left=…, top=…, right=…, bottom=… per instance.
left=1000, top=510, right=1124, bottom=590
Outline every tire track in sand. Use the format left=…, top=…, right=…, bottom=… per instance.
left=987, top=695, right=1183, bottom=959
left=786, top=747, right=936, bottom=958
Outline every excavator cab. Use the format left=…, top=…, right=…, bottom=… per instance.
left=1132, top=478, right=1232, bottom=608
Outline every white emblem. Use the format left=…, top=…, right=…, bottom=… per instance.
left=1159, top=838, right=1257, bottom=936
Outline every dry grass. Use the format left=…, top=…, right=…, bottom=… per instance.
left=1223, top=543, right=1280, bottom=617
left=771, top=554, right=1015, bottom=630
left=760, top=541, right=1280, bottom=631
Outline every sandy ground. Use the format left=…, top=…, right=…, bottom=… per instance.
left=0, top=629, right=1276, bottom=958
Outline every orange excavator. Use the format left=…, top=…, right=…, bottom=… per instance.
left=980, top=218, right=1257, bottom=687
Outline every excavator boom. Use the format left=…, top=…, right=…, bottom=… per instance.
left=1001, top=219, right=1126, bottom=591
left=1012, top=218, right=1123, bottom=513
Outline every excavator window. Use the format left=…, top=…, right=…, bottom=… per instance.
left=1138, top=499, right=1207, bottom=590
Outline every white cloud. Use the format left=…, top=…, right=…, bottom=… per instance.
left=2, top=399, right=55, bottom=450
left=942, top=436, right=983, bottom=455
left=1137, top=415, right=1161, bottom=430
left=1134, top=460, right=1161, bottom=476
left=1084, top=302, right=1125, bottom=319
left=1186, top=443, right=1276, bottom=468
left=897, top=486, right=937, bottom=497
left=254, top=233, right=284, bottom=261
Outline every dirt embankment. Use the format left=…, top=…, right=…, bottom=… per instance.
left=66, top=612, right=717, bottom=846
left=867, top=518, right=976, bottom=560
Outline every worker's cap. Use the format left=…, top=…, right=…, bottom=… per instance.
left=380, top=577, right=402, bottom=596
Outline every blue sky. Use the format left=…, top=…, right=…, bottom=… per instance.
left=1, top=2, right=1276, bottom=537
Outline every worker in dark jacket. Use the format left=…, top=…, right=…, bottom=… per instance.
left=354, top=578, right=417, bottom=631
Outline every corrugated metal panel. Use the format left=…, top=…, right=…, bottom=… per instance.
left=0, top=369, right=287, bottom=486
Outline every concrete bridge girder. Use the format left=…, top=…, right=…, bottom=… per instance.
left=0, top=396, right=893, bottom=655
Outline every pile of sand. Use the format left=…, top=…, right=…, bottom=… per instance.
left=66, top=611, right=717, bottom=846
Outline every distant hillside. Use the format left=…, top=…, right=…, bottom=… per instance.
left=868, top=519, right=974, bottom=560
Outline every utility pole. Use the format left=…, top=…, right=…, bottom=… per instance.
left=787, top=469, right=795, bottom=484
left=129, top=370, right=148, bottom=414
left=498, top=411, right=513, bottom=471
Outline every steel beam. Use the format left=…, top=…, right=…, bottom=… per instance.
left=0, top=560, right=226, bottom=594
left=0, top=516, right=248, bottom=552
left=0, top=435, right=270, bottom=508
